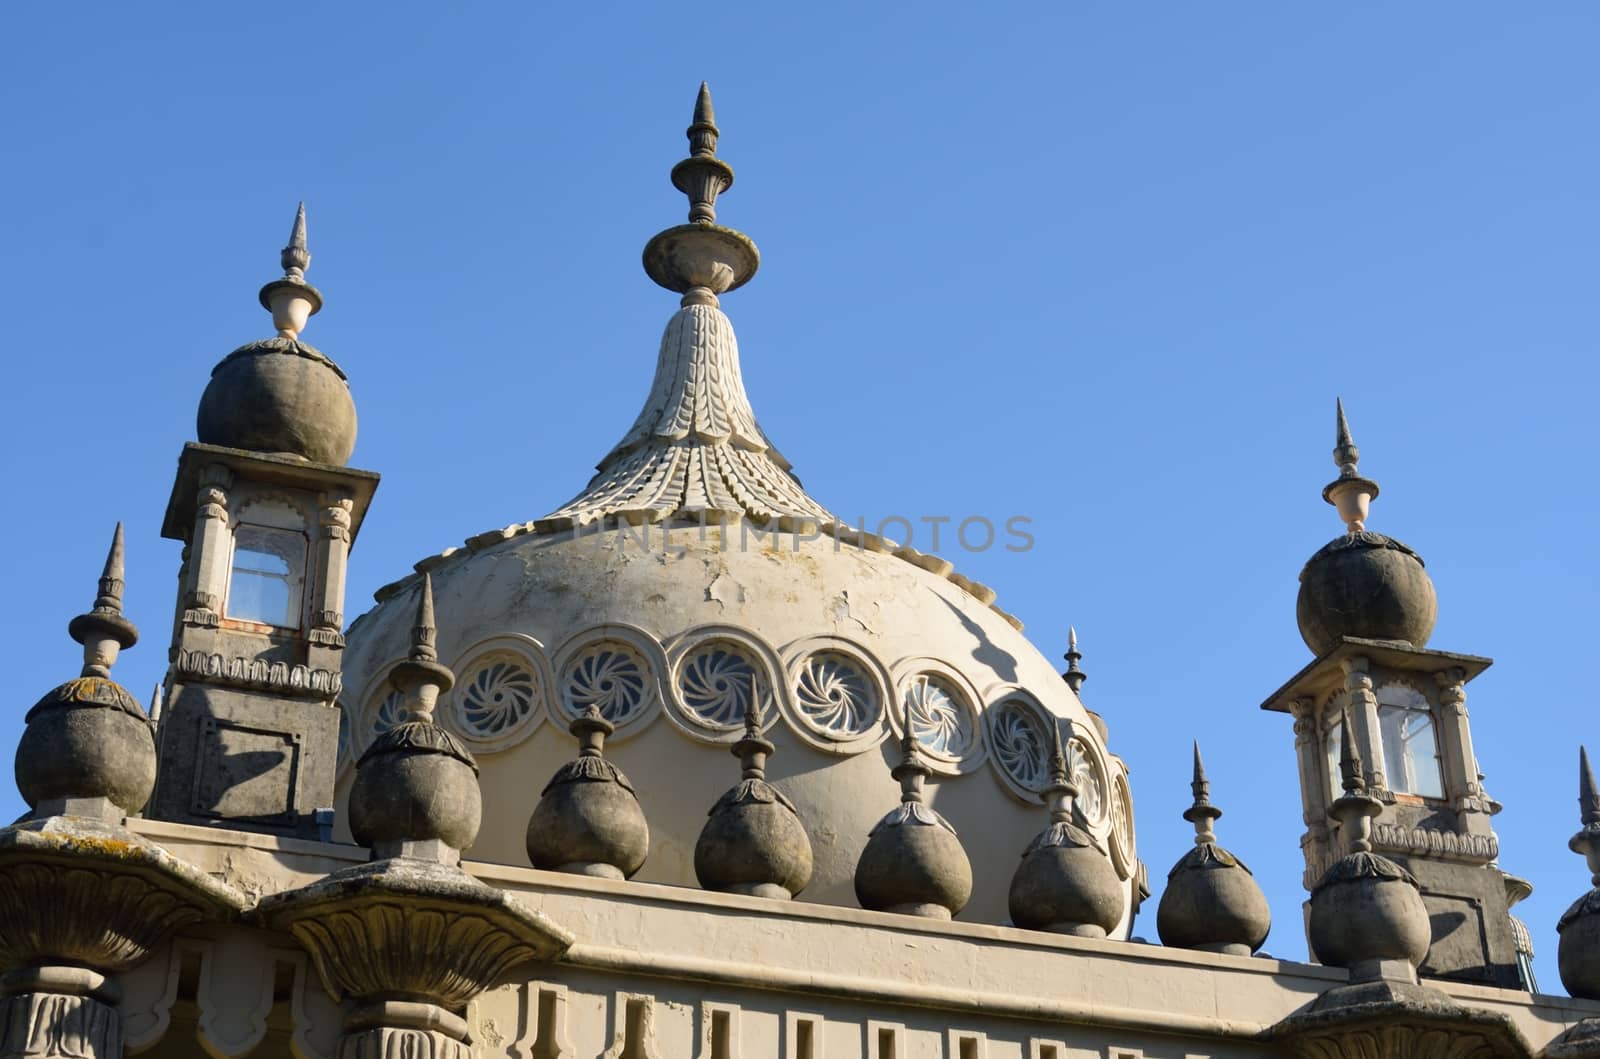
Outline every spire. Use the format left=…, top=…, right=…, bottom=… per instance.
left=1043, top=717, right=1080, bottom=823
left=1182, top=741, right=1222, bottom=845
left=282, top=202, right=310, bottom=280
left=1062, top=627, right=1087, bottom=695
left=258, top=201, right=323, bottom=339
left=1321, top=397, right=1380, bottom=533
left=1570, top=746, right=1600, bottom=884
left=1327, top=708, right=1383, bottom=854
left=674, top=81, right=733, bottom=225
left=387, top=575, right=454, bottom=725
left=68, top=522, right=139, bottom=677
left=733, top=673, right=772, bottom=781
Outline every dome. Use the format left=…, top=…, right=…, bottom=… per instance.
left=197, top=338, right=357, bottom=465
left=337, top=87, right=1141, bottom=931
left=1296, top=532, right=1437, bottom=655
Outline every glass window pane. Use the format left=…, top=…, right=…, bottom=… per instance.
left=1376, top=696, right=1444, bottom=799
left=229, top=525, right=305, bottom=627
left=1325, top=719, right=1343, bottom=800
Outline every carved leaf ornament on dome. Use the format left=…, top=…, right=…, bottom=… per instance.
left=458, top=655, right=539, bottom=738
left=563, top=644, right=648, bottom=724
left=991, top=700, right=1050, bottom=792
left=679, top=644, right=761, bottom=729
left=795, top=652, right=878, bottom=738
left=904, top=674, right=976, bottom=759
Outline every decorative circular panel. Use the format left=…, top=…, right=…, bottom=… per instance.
left=1109, top=767, right=1136, bottom=880
left=904, top=674, right=977, bottom=761
left=457, top=653, right=541, bottom=742
left=561, top=641, right=651, bottom=725
left=1066, top=735, right=1109, bottom=828
left=988, top=697, right=1051, bottom=797
left=372, top=687, right=406, bottom=735
left=795, top=651, right=880, bottom=740
left=679, top=642, right=763, bottom=730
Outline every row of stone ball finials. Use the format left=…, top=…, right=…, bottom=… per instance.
left=22, top=526, right=1600, bottom=1000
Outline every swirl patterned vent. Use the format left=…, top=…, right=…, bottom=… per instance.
left=679, top=644, right=762, bottom=729
left=373, top=688, right=406, bottom=734
left=1066, top=736, right=1107, bottom=826
left=903, top=674, right=976, bottom=759
left=990, top=699, right=1050, bottom=793
left=562, top=642, right=650, bottom=724
left=457, top=654, right=540, bottom=739
left=795, top=652, right=878, bottom=738
left=1109, top=769, right=1136, bottom=879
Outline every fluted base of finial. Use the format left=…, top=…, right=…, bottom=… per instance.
left=882, top=901, right=953, bottom=919
left=643, top=224, right=759, bottom=294
left=552, top=861, right=626, bottom=880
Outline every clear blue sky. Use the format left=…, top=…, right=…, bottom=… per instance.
left=4, top=5, right=1597, bottom=988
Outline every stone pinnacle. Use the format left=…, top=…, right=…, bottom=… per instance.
left=259, top=201, right=324, bottom=335
left=1182, top=741, right=1222, bottom=844
left=1063, top=626, right=1086, bottom=694
left=68, top=522, right=139, bottom=674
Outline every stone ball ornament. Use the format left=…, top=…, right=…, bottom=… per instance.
left=197, top=339, right=358, bottom=465
left=16, top=677, right=156, bottom=817
left=1296, top=532, right=1437, bottom=655
left=349, top=722, right=483, bottom=853
left=527, top=707, right=651, bottom=879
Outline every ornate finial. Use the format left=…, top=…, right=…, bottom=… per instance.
left=674, top=82, right=734, bottom=225
left=571, top=704, right=616, bottom=759
left=1337, top=708, right=1362, bottom=794
left=1042, top=718, right=1082, bottom=825
left=410, top=574, right=439, bottom=663
left=1571, top=746, right=1600, bottom=884
left=1328, top=708, right=1383, bottom=853
left=1321, top=398, right=1380, bottom=533
left=1062, top=627, right=1087, bottom=694
left=282, top=202, right=310, bottom=280
left=733, top=673, right=774, bottom=781
left=68, top=522, right=139, bottom=677
left=891, top=683, right=931, bottom=803
left=258, top=202, right=324, bottom=339
left=1182, top=741, right=1223, bottom=845
left=644, top=84, right=760, bottom=299
left=386, top=575, right=454, bottom=725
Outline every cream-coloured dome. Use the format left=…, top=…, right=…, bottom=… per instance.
left=336, top=86, right=1143, bottom=933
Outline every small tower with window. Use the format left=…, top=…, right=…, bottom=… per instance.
left=149, top=206, right=378, bottom=839
left=1260, top=401, right=1525, bottom=988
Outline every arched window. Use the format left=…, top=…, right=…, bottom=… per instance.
left=1375, top=684, right=1444, bottom=799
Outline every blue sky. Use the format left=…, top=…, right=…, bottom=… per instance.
left=4, top=5, right=1597, bottom=987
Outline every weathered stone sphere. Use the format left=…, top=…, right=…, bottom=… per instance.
left=1557, top=892, right=1600, bottom=1000
left=1156, top=846, right=1271, bottom=955
left=197, top=339, right=357, bottom=465
left=1009, top=837, right=1126, bottom=937
left=16, top=677, right=156, bottom=815
left=694, top=787, right=814, bottom=899
left=526, top=766, right=649, bottom=880
left=855, top=814, right=973, bottom=919
left=1297, top=533, right=1437, bottom=655
left=349, top=724, right=482, bottom=852
left=1308, top=853, right=1431, bottom=969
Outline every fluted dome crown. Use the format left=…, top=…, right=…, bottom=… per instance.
left=196, top=204, right=358, bottom=466
left=1295, top=401, right=1437, bottom=655
left=336, top=87, right=1141, bottom=929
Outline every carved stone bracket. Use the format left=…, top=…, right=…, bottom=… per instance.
left=255, top=858, right=574, bottom=1059
left=0, top=816, right=247, bottom=1059
left=1266, top=980, right=1532, bottom=1059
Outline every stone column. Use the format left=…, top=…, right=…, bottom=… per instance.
left=1341, top=656, right=1386, bottom=794
left=307, top=494, right=353, bottom=674
left=0, top=967, right=122, bottom=1059
left=1290, top=697, right=1330, bottom=879
left=185, top=465, right=234, bottom=618
left=1435, top=667, right=1492, bottom=836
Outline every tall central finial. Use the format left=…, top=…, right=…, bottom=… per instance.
left=258, top=202, right=324, bottom=340
left=643, top=83, right=760, bottom=302
left=675, top=82, right=732, bottom=224
left=1322, top=398, right=1381, bottom=534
